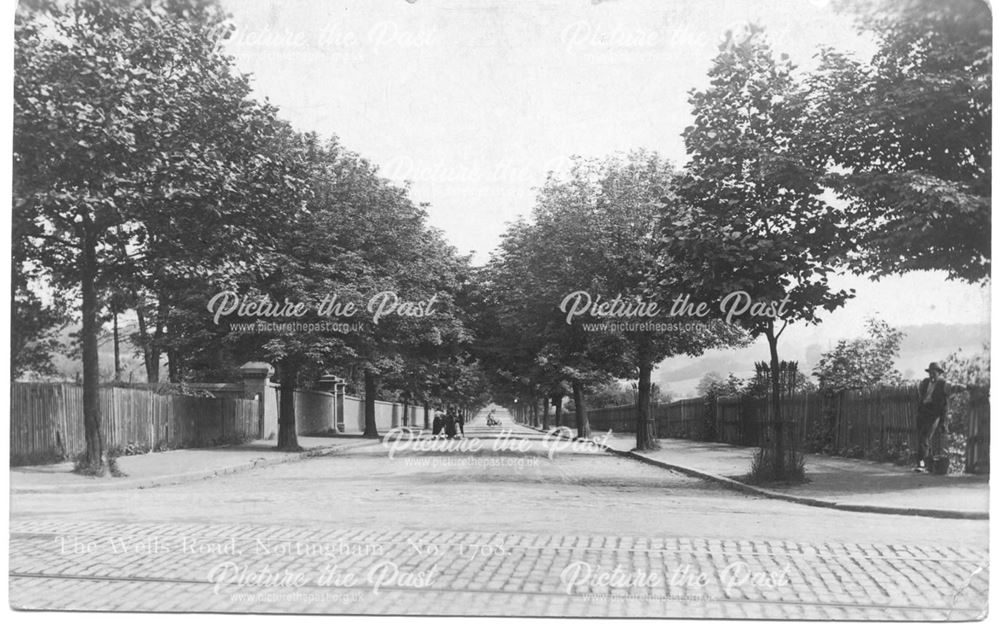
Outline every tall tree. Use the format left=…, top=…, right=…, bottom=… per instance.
left=14, top=0, right=287, bottom=470
left=663, top=26, right=854, bottom=479
left=385, top=248, right=479, bottom=431
left=486, top=153, right=745, bottom=447
left=287, top=144, right=467, bottom=439
left=565, top=152, right=746, bottom=450
left=482, top=213, right=617, bottom=439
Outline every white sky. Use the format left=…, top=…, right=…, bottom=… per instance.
left=218, top=0, right=990, bottom=336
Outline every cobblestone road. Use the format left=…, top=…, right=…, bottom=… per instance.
left=9, top=419, right=990, bottom=618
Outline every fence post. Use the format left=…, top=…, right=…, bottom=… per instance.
left=219, top=397, right=227, bottom=440
left=965, top=389, right=989, bottom=474
left=964, top=403, right=975, bottom=473
left=878, top=391, right=885, bottom=457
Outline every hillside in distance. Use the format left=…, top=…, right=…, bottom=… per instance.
left=655, top=322, right=990, bottom=398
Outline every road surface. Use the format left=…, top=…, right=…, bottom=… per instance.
left=10, top=412, right=989, bottom=618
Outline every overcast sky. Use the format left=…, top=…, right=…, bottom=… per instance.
left=218, top=0, right=990, bottom=341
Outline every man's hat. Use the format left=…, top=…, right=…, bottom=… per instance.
left=926, top=362, right=945, bottom=374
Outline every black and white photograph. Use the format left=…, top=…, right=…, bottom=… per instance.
left=6, top=0, right=992, bottom=619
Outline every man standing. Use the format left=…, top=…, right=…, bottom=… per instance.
left=914, top=362, right=950, bottom=473
left=444, top=406, right=458, bottom=439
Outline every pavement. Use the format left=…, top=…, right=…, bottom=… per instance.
left=10, top=434, right=381, bottom=494
left=548, top=428, right=990, bottom=520
left=13, top=420, right=989, bottom=521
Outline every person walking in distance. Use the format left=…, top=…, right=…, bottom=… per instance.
left=914, top=362, right=951, bottom=473
left=444, top=406, right=458, bottom=439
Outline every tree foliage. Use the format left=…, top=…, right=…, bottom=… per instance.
left=696, top=371, right=745, bottom=398
left=942, top=342, right=990, bottom=390
left=813, top=317, right=905, bottom=391
left=14, top=0, right=289, bottom=469
left=808, top=0, right=991, bottom=282
left=662, top=25, right=855, bottom=479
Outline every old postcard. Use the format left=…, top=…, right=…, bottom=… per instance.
left=8, top=0, right=991, bottom=619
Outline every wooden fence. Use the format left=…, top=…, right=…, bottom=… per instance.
left=584, top=385, right=990, bottom=473
left=658, top=397, right=708, bottom=440
left=574, top=398, right=709, bottom=439
left=11, top=383, right=260, bottom=466
left=810, top=387, right=916, bottom=455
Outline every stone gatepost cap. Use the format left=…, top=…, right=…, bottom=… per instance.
left=238, top=361, right=274, bottom=377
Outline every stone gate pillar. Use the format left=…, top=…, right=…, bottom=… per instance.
left=317, top=374, right=346, bottom=433
left=240, top=361, right=276, bottom=439
left=335, top=382, right=346, bottom=433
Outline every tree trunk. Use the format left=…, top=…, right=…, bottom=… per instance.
left=135, top=303, right=153, bottom=382
left=572, top=380, right=591, bottom=439
left=167, top=348, right=181, bottom=383
left=363, top=369, right=379, bottom=438
left=765, top=322, right=785, bottom=478
left=402, top=398, right=409, bottom=427
left=423, top=402, right=430, bottom=430
left=149, top=296, right=169, bottom=383
left=134, top=301, right=160, bottom=383
left=635, top=359, right=660, bottom=451
left=541, top=396, right=550, bottom=430
left=277, top=362, right=300, bottom=450
left=553, top=394, right=563, bottom=427
left=80, top=229, right=106, bottom=473
left=112, top=311, right=121, bottom=382
left=146, top=349, right=159, bottom=382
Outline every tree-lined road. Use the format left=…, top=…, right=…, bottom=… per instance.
left=10, top=415, right=988, bottom=618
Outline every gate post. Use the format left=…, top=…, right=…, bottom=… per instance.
left=239, top=361, right=274, bottom=439
left=317, top=374, right=346, bottom=433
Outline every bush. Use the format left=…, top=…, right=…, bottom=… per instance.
left=109, top=442, right=150, bottom=457
left=745, top=445, right=807, bottom=485
left=813, top=317, right=904, bottom=391
left=700, top=398, right=717, bottom=442
left=867, top=441, right=912, bottom=466
left=802, top=421, right=835, bottom=454
left=945, top=431, right=968, bottom=474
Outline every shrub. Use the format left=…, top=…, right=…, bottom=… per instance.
left=945, top=431, right=968, bottom=474
left=813, top=317, right=904, bottom=391
left=745, top=445, right=807, bottom=485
